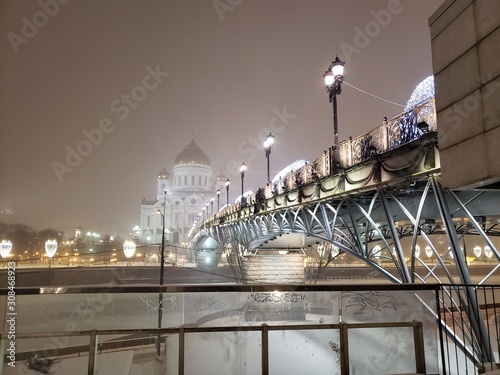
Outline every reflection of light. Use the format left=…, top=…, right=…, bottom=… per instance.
left=373, top=245, right=381, bottom=259
left=425, top=246, right=432, bottom=258
left=484, top=246, right=493, bottom=258
left=473, top=246, right=481, bottom=258
left=415, top=245, right=420, bottom=258
left=205, top=257, right=210, bottom=263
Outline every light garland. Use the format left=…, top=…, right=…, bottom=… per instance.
left=405, top=76, right=435, bottom=112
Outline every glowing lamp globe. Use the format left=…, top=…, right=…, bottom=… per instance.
left=425, top=246, right=433, bottom=258
left=45, top=240, right=58, bottom=258
left=240, top=162, right=247, bottom=174
left=473, top=246, right=482, bottom=258
left=324, top=73, right=334, bottom=86
left=331, top=57, right=345, bottom=78
left=123, top=240, right=136, bottom=258
left=0, top=241, right=13, bottom=258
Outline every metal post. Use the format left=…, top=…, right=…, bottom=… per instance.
left=266, top=151, right=270, bottom=184
left=413, top=321, right=426, bottom=374
left=261, top=324, right=269, bottom=375
left=241, top=173, right=245, bottom=206
left=339, top=322, right=349, bottom=375
left=88, top=330, right=98, bottom=375
left=333, top=93, right=339, bottom=148
left=179, top=327, right=185, bottom=375
left=157, top=191, right=167, bottom=357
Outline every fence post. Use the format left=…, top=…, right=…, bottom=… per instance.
left=262, top=324, right=269, bottom=375
left=340, top=322, right=349, bottom=375
left=413, top=321, right=426, bottom=374
left=88, top=330, right=98, bottom=375
left=179, top=327, right=185, bottom=375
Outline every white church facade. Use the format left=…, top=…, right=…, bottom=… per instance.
left=140, top=139, right=228, bottom=245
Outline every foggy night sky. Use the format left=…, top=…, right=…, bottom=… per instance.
left=0, top=0, right=444, bottom=238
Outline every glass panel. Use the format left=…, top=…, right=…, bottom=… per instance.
left=96, top=334, right=166, bottom=375
left=2, top=335, right=93, bottom=375
left=15, top=292, right=183, bottom=333
left=184, top=331, right=260, bottom=375
left=341, top=289, right=438, bottom=374
left=269, top=329, right=341, bottom=375
left=183, top=291, right=340, bottom=327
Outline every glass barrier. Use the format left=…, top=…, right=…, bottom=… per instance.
left=1, top=285, right=439, bottom=375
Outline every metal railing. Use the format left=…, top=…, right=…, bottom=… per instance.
left=2, top=283, right=499, bottom=375
left=202, top=98, right=436, bottom=227
left=437, top=284, right=500, bottom=374
left=3, top=321, right=426, bottom=375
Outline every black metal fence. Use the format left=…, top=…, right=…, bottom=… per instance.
left=437, top=284, right=500, bottom=374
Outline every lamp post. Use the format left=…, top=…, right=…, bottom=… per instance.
left=202, top=206, right=206, bottom=221
left=240, top=162, right=247, bottom=205
left=324, top=56, right=345, bottom=148
left=225, top=178, right=230, bottom=206
left=0, top=240, right=12, bottom=259
left=216, top=189, right=221, bottom=211
left=210, top=197, right=215, bottom=216
left=263, top=132, right=274, bottom=184
left=156, top=189, right=167, bottom=357
left=45, top=240, right=57, bottom=268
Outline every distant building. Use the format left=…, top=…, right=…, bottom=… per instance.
left=140, top=138, right=228, bottom=245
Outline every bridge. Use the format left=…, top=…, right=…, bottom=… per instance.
left=188, top=96, right=500, bottom=365
left=190, top=97, right=500, bottom=286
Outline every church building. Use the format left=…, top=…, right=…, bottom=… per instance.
left=140, top=138, right=228, bottom=245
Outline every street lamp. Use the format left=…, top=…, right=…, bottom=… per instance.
left=324, top=56, right=345, bottom=148
left=263, top=132, right=274, bottom=183
left=216, top=189, right=221, bottom=211
left=123, top=240, right=136, bottom=259
left=156, top=189, right=167, bottom=357
left=210, top=197, right=215, bottom=215
left=225, top=178, right=230, bottom=206
left=45, top=239, right=57, bottom=268
left=202, top=206, right=206, bottom=221
left=240, top=162, right=247, bottom=205
left=0, top=240, right=12, bottom=259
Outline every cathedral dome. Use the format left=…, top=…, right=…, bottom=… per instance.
left=174, top=139, right=210, bottom=166
left=158, top=168, right=170, bottom=179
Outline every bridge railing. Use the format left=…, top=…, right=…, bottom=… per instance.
left=206, top=98, right=436, bottom=226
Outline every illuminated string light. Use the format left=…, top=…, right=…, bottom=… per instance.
left=405, top=76, right=434, bottom=112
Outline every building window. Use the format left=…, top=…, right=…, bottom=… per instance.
left=184, top=176, right=187, bottom=185
left=147, top=216, right=151, bottom=227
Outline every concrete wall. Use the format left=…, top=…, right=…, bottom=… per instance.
left=429, top=0, right=500, bottom=189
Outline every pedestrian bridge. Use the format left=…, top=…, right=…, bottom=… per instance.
left=188, top=96, right=500, bottom=365
left=190, top=97, right=500, bottom=287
